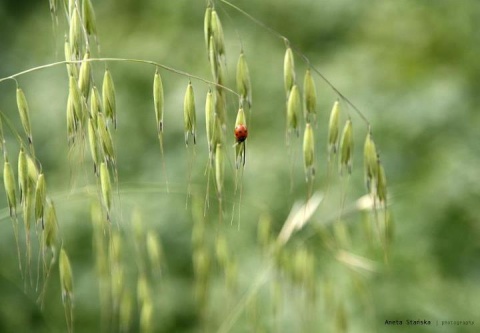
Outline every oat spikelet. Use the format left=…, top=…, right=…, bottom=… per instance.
left=44, top=199, right=58, bottom=251
left=209, top=35, right=218, bottom=80
left=339, top=119, right=353, bottom=174
left=78, top=50, right=92, bottom=99
left=4, top=159, right=17, bottom=217
left=64, top=37, right=78, bottom=78
left=328, top=101, right=340, bottom=154
left=153, top=69, right=165, bottom=133
left=90, top=85, right=102, bottom=122
left=363, top=130, right=378, bottom=192
left=18, top=147, right=28, bottom=204
left=287, top=84, right=301, bottom=136
left=236, top=51, right=252, bottom=107
left=69, top=7, right=82, bottom=58
left=16, top=88, right=33, bottom=144
left=303, top=123, right=315, bottom=182
left=59, top=247, right=74, bottom=333
left=211, top=9, right=225, bottom=57
left=82, top=0, right=97, bottom=37
left=184, top=81, right=196, bottom=146
left=205, top=89, right=215, bottom=156
left=377, top=159, right=387, bottom=203
left=97, top=113, right=115, bottom=163
left=102, top=69, right=117, bottom=128
left=35, top=173, right=47, bottom=228
left=99, top=162, right=112, bottom=220
left=88, top=117, right=100, bottom=174
left=204, top=5, right=212, bottom=55
left=26, top=154, right=39, bottom=184
left=284, top=46, right=295, bottom=97
left=303, top=68, right=317, bottom=123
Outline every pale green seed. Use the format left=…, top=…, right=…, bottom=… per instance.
left=204, top=5, right=212, bottom=55
left=235, top=107, right=246, bottom=127
left=35, top=173, right=46, bottom=228
left=183, top=82, right=196, bottom=145
left=82, top=0, right=97, bottom=37
left=215, top=143, right=224, bottom=195
left=90, top=85, right=102, bottom=122
left=328, top=101, right=340, bottom=153
left=236, top=51, right=252, bottom=107
left=146, top=231, right=162, bottom=276
left=97, top=113, right=115, bottom=162
left=78, top=50, right=92, bottom=98
left=215, top=89, right=226, bottom=127
left=153, top=68, right=164, bottom=133
left=211, top=9, right=225, bottom=57
left=100, top=162, right=112, bottom=218
left=59, top=248, right=73, bottom=300
left=26, top=154, right=39, bottom=184
left=339, top=119, right=353, bottom=173
left=18, top=147, right=28, bottom=204
left=303, top=123, right=315, bottom=182
left=287, top=85, right=301, bottom=136
left=44, top=199, right=58, bottom=249
left=64, top=37, right=78, bottom=78
left=66, top=93, right=77, bottom=143
left=102, top=69, right=117, bottom=128
left=363, top=130, right=378, bottom=192
left=69, top=75, right=84, bottom=123
left=16, top=88, right=33, bottom=144
left=205, top=89, right=215, bottom=154
left=284, top=47, right=295, bottom=97
left=377, top=160, right=387, bottom=203
left=3, top=159, right=17, bottom=217
left=69, top=7, right=82, bottom=58
left=88, top=117, right=100, bottom=174
left=303, top=68, right=317, bottom=123
left=209, top=35, right=218, bottom=80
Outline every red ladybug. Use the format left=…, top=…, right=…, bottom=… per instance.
left=234, top=124, right=248, bottom=143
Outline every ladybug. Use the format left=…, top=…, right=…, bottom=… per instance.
left=234, top=124, right=248, bottom=143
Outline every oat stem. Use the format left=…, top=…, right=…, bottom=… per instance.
left=0, top=58, right=240, bottom=99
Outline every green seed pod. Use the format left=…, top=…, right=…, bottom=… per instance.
left=235, top=107, right=246, bottom=127
left=153, top=68, right=164, bottom=133
left=102, top=69, right=117, bottom=128
left=18, top=147, right=28, bottom=204
left=90, top=85, right=102, bottom=122
left=204, top=5, right=212, bottom=55
left=303, top=68, right=317, bottom=123
left=88, top=117, right=100, bottom=174
left=328, top=101, right=340, bottom=154
left=97, top=113, right=115, bottom=162
left=78, top=50, right=92, bottom=98
left=215, top=89, right=226, bottom=127
left=209, top=36, right=218, bottom=80
left=66, top=94, right=77, bottom=142
left=183, top=82, right=196, bottom=145
left=376, top=160, right=387, bottom=203
left=35, top=173, right=46, bottom=228
left=284, top=46, right=295, bottom=97
left=215, top=143, right=224, bottom=195
left=287, top=85, right=301, bottom=136
left=64, top=37, right=77, bottom=78
left=211, top=9, right=225, bottom=57
left=100, top=162, right=112, bottom=219
left=59, top=248, right=74, bottom=301
left=16, top=88, right=33, bottom=144
left=69, top=7, right=82, bottom=58
left=205, top=89, right=215, bottom=154
left=69, top=75, right=84, bottom=123
left=303, top=123, right=315, bottom=182
left=82, top=0, right=97, bottom=37
left=339, top=119, right=353, bottom=174
left=363, top=131, right=378, bottom=192
left=44, top=199, right=58, bottom=250
left=3, top=159, right=17, bottom=217
left=236, top=51, right=252, bottom=107
left=26, top=154, right=39, bottom=184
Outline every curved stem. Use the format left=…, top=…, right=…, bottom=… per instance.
left=0, top=57, right=240, bottom=98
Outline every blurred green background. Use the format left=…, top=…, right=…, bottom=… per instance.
left=0, top=0, right=479, bottom=332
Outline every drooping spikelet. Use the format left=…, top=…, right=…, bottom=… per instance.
left=183, top=81, right=196, bottom=146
